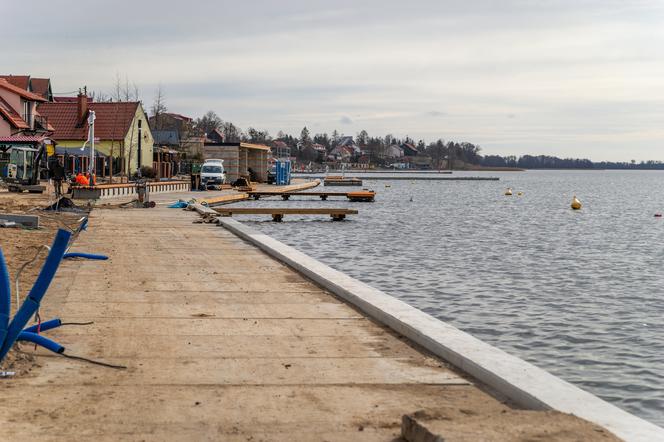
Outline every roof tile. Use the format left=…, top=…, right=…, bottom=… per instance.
left=38, top=101, right=139, bottom=141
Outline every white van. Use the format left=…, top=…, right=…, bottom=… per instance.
left=201, top=159, right=226, bottom=189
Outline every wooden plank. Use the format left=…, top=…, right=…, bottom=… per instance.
left=199, top=193, right=249, bottom=207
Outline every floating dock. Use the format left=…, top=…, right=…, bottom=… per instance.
left=213, top=207, right=358, bottom=222
left=197, top=193, right=249, bottom=207
left=247, top=190, right=375, bottom=202
left=323, top=176, right=363, bottom=186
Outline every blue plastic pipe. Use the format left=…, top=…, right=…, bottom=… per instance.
left=63, top=252, right=108, bottom=260
left=23, top=318, right=62, bottom=334
left=0, top=229, right=71, bottom=361
left=17, top=332, right=64, bottom=354
left=0, top=248, right=10, bottom=348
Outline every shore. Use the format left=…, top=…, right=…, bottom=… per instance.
left=0, top=189, right=627, bottom=441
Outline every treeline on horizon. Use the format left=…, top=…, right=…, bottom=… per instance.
left=187, top=112, right=664, bottom=170
left=480, top=155, right=664, bottom=170
left=142, top=85, right=664, bottom=170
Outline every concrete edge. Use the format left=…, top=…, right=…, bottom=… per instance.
left=218, top=218, right=664, bottom=442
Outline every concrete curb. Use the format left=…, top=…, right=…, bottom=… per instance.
left=218, top=218, right=664, bottom=442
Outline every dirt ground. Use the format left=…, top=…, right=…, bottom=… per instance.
left=0, top=190, right=83, bottom=374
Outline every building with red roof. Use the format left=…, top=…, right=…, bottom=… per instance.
left=0, top=78, right=53, bottom=137
left=0, top=75, right=53, bottom=101
left=38, top=93, right=154, bottom=174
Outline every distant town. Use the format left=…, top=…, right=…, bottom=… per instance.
left=2, top=74, right=662, bottom=184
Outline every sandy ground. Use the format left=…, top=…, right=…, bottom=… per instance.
left=0, top=190, right=83, bottom=374
left=0, top=189, right=621, bottom=441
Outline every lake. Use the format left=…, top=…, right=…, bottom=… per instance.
left=237, top=170, right=664, bottom=426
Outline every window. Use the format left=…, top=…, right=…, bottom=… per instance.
left=23, top=101, right=32, bottom=128
left=201, top=165, right=222, bottom=174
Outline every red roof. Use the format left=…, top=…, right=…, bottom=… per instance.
left=0, top=75, right=30, bottom=91
left=0, top=135, right=49, bottom=143
left=0, top=78, right=47, bottom=102
left=0, top=96, right=29, bottom=129
left=54, top=96, right=91, bottom=103
left=163, top=112, right=192, bottom=122
left=38, top=101, right=140, bottom=141
left=30, top=78, right=51, bottom=99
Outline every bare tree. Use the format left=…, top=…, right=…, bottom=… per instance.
left=150, top=84, right=167, bottom=130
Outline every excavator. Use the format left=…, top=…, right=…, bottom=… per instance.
left=0, top=143, right=47, bottom=193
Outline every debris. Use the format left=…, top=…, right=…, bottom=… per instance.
left=0, top=214, right=39, bottom=228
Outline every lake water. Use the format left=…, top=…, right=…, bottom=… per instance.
left=238, top=170, right=664, bottom=426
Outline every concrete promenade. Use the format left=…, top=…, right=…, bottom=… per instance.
left=0, top=200, right=620, bottom=441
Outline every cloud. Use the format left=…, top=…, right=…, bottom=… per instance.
left=2, top=0, right=664, bottom=161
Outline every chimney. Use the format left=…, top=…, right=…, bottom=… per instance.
left=77, top=89, right=88, bottom=123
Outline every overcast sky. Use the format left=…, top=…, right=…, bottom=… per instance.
left=4, top=0, right=664, bottom=161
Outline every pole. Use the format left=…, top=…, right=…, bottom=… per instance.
left=137, top=119, right=142, bottom=177
left=88, top=111, right=96, bottom=177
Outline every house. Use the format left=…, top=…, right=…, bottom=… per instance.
left=272, top=140, right=290, bottom=158
left=203, top=141, right=270, bottom=183
left=149, top=111, right=202, bottom=161
left=149, top=112, right=193, bottom=133
left=0, top=78, right=53, bottom=136
left=336, top=136, right=362, bottom=156
left=0, top=78, right=56, bottom=178
left=206, top=128, right=224, bottom=143
left=312, top=143, right=327, bottom=154
left=0, top=75, right=53, bottom=101
left=328, top=145, right=353, bottom=161
left=38, top=92, right=154, bottom=176
left=385, top=144, right=404, bottom=158
left=400, top=142, right=418, bottom=156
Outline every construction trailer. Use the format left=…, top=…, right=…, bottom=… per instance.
left=202, top=142, right=269, bottom=183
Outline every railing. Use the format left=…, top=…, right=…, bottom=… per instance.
left=71, top=180, right=191, bottom=200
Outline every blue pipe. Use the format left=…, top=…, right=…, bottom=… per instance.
left=23, top=318, right=62, bottom=334
left=0, top=248, right=10, bottom=347
left=17, top=332, right=64, bottom=354
left=0, top=229, right=71, bottom=361
left=63, top=252, right=108, bottom=260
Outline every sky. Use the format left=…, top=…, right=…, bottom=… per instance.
left=3, top=0, right=664, bottom=161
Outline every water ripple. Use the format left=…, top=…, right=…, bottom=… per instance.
left=249, top=170, right=664, bottom=426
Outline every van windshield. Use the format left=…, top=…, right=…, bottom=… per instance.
left=202, top=165, right=222, bottom=174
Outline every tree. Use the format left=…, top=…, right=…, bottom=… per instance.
left=195, top=111, right=222, bottom=136
left=150, top=84, right=167, bottom=130
left=246, top=127, right=271, bottom=144
left=222, top=122, right=241, bottom=142
left=300, top=127, right=312, bottom=149
left=356, top=130, right=369, bottom=147
left=331, top=130, right=340, bottom=147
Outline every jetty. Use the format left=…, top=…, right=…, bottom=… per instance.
left=1, top=188, right=661, bottom=441
left=302, top=174, right=500, bottom=181
left=213, top=207, right=358, bottom=222
left=247, top=190, right=375, bottom=202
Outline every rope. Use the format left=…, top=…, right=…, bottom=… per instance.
left=60, top=321, right=94, bottom=326
left=61, top=353, right=127, bottom=370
